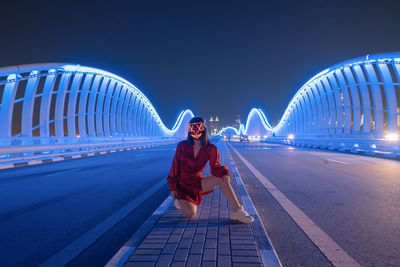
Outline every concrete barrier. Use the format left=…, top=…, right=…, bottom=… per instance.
left=263, top=137, right=400, bottom=159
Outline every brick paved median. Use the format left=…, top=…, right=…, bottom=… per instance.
left=123, top=142, right=266, bottom=267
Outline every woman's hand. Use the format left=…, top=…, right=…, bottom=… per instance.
left=171, top=190, right=177, bottom=199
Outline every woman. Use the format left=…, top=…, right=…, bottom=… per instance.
left=167, top=117, right=254, bottom=224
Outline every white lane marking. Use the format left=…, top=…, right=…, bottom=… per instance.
left=326, top=159, right=350, bottom=165
left=29, top=160, right=42, bottom=165
left=229, top=144, right=360, bottom=267
left=44, top=168, right=84, bottom=177
left=106, top=196, right=173, bottom=267
left=39, top=179, right=167, bottom=267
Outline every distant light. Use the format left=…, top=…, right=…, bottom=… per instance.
left=77, top=134, right=80, bottom=138
left=288, top=134, right=295, bottom=140
left=7, top=74, right=17, bottom=80
left=385, top=133, right=399, bottom=141
left=371, top=144, right=377, bottom=149
left=354, top=143, right=359, bottom=148
left=264, top=135, right=268, bottom=138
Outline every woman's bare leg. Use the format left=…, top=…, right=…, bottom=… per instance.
left=178, top=199, right=197, bottom=218
left=201, top=176, right=241, bottom=211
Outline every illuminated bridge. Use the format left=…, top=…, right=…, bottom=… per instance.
left=0, top=64, right=193, bottom=141
left=0, top=54, right=399, bottom=267
left=219, top=52, right=400, bottom=158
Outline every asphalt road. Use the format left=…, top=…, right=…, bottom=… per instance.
left=2, top=140, right=399, bottom=267
left=227, top=141, right=400, bottom=266
left=0, top=144, right=178, bottom=267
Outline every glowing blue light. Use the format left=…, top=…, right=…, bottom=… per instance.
left=7, top=74, right=17, bottom=80
left=219, top=53, right=400, bottom=137
left=216, top=126, right=240, bottom=136
left=61, top=64, right=194, bottom=136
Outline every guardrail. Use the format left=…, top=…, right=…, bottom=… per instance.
left=0, top=137, right=181, bottom=169
left=263, top=137, right=400, bottom=159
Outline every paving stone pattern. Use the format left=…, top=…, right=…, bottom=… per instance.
left=125, top=143, right=264, bottom=267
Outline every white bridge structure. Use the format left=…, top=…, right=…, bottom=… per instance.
left=0, top=64, right=194, bottom=166
left=219, top=53, right=400, bottom=158
left=0, top=64, right=194, bottom=143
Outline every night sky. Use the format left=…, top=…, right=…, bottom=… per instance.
left=1, top=1, right=400, bottom=128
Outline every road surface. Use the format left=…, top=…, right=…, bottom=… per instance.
left=1, top=140, right=399, bottom=266
left=227, top=141, right=400, bottom=266
left=0, top=144, right=177, bottom=266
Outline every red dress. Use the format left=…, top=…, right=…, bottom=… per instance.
left=167, top=141, right=229, bottom=205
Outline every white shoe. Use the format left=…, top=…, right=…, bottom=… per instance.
left=230, top=206, right=254, bottom=223
left=174, top=199, right=181, bottom=210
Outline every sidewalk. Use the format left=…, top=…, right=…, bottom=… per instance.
left=107, top=141, right=280, bottom=267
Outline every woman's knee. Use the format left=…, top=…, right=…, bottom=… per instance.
left=179, top=200, right=197, bottom=218
left=182, top=209, right=196, bottom=218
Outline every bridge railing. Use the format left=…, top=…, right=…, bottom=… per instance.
left=0, top=137, right=180, bottom=168
left=0, top=63, right=194, bottom=168
left=263, top=137, right=400, bottom=159
left=219, top=52, right=400, bottom=158
left=0, top=63, right=193, bottom=140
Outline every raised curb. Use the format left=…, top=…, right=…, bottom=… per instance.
left=223, top=142, right=282, bottom=267
left=106, top=197, right=174, bottom=267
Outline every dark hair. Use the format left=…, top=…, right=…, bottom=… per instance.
left=186, top=116, right=210, bottom=146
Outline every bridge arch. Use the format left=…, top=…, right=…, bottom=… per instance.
left=222, top=52, right=400, bottom=140
left=0, top=64, right=193, bottom=139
